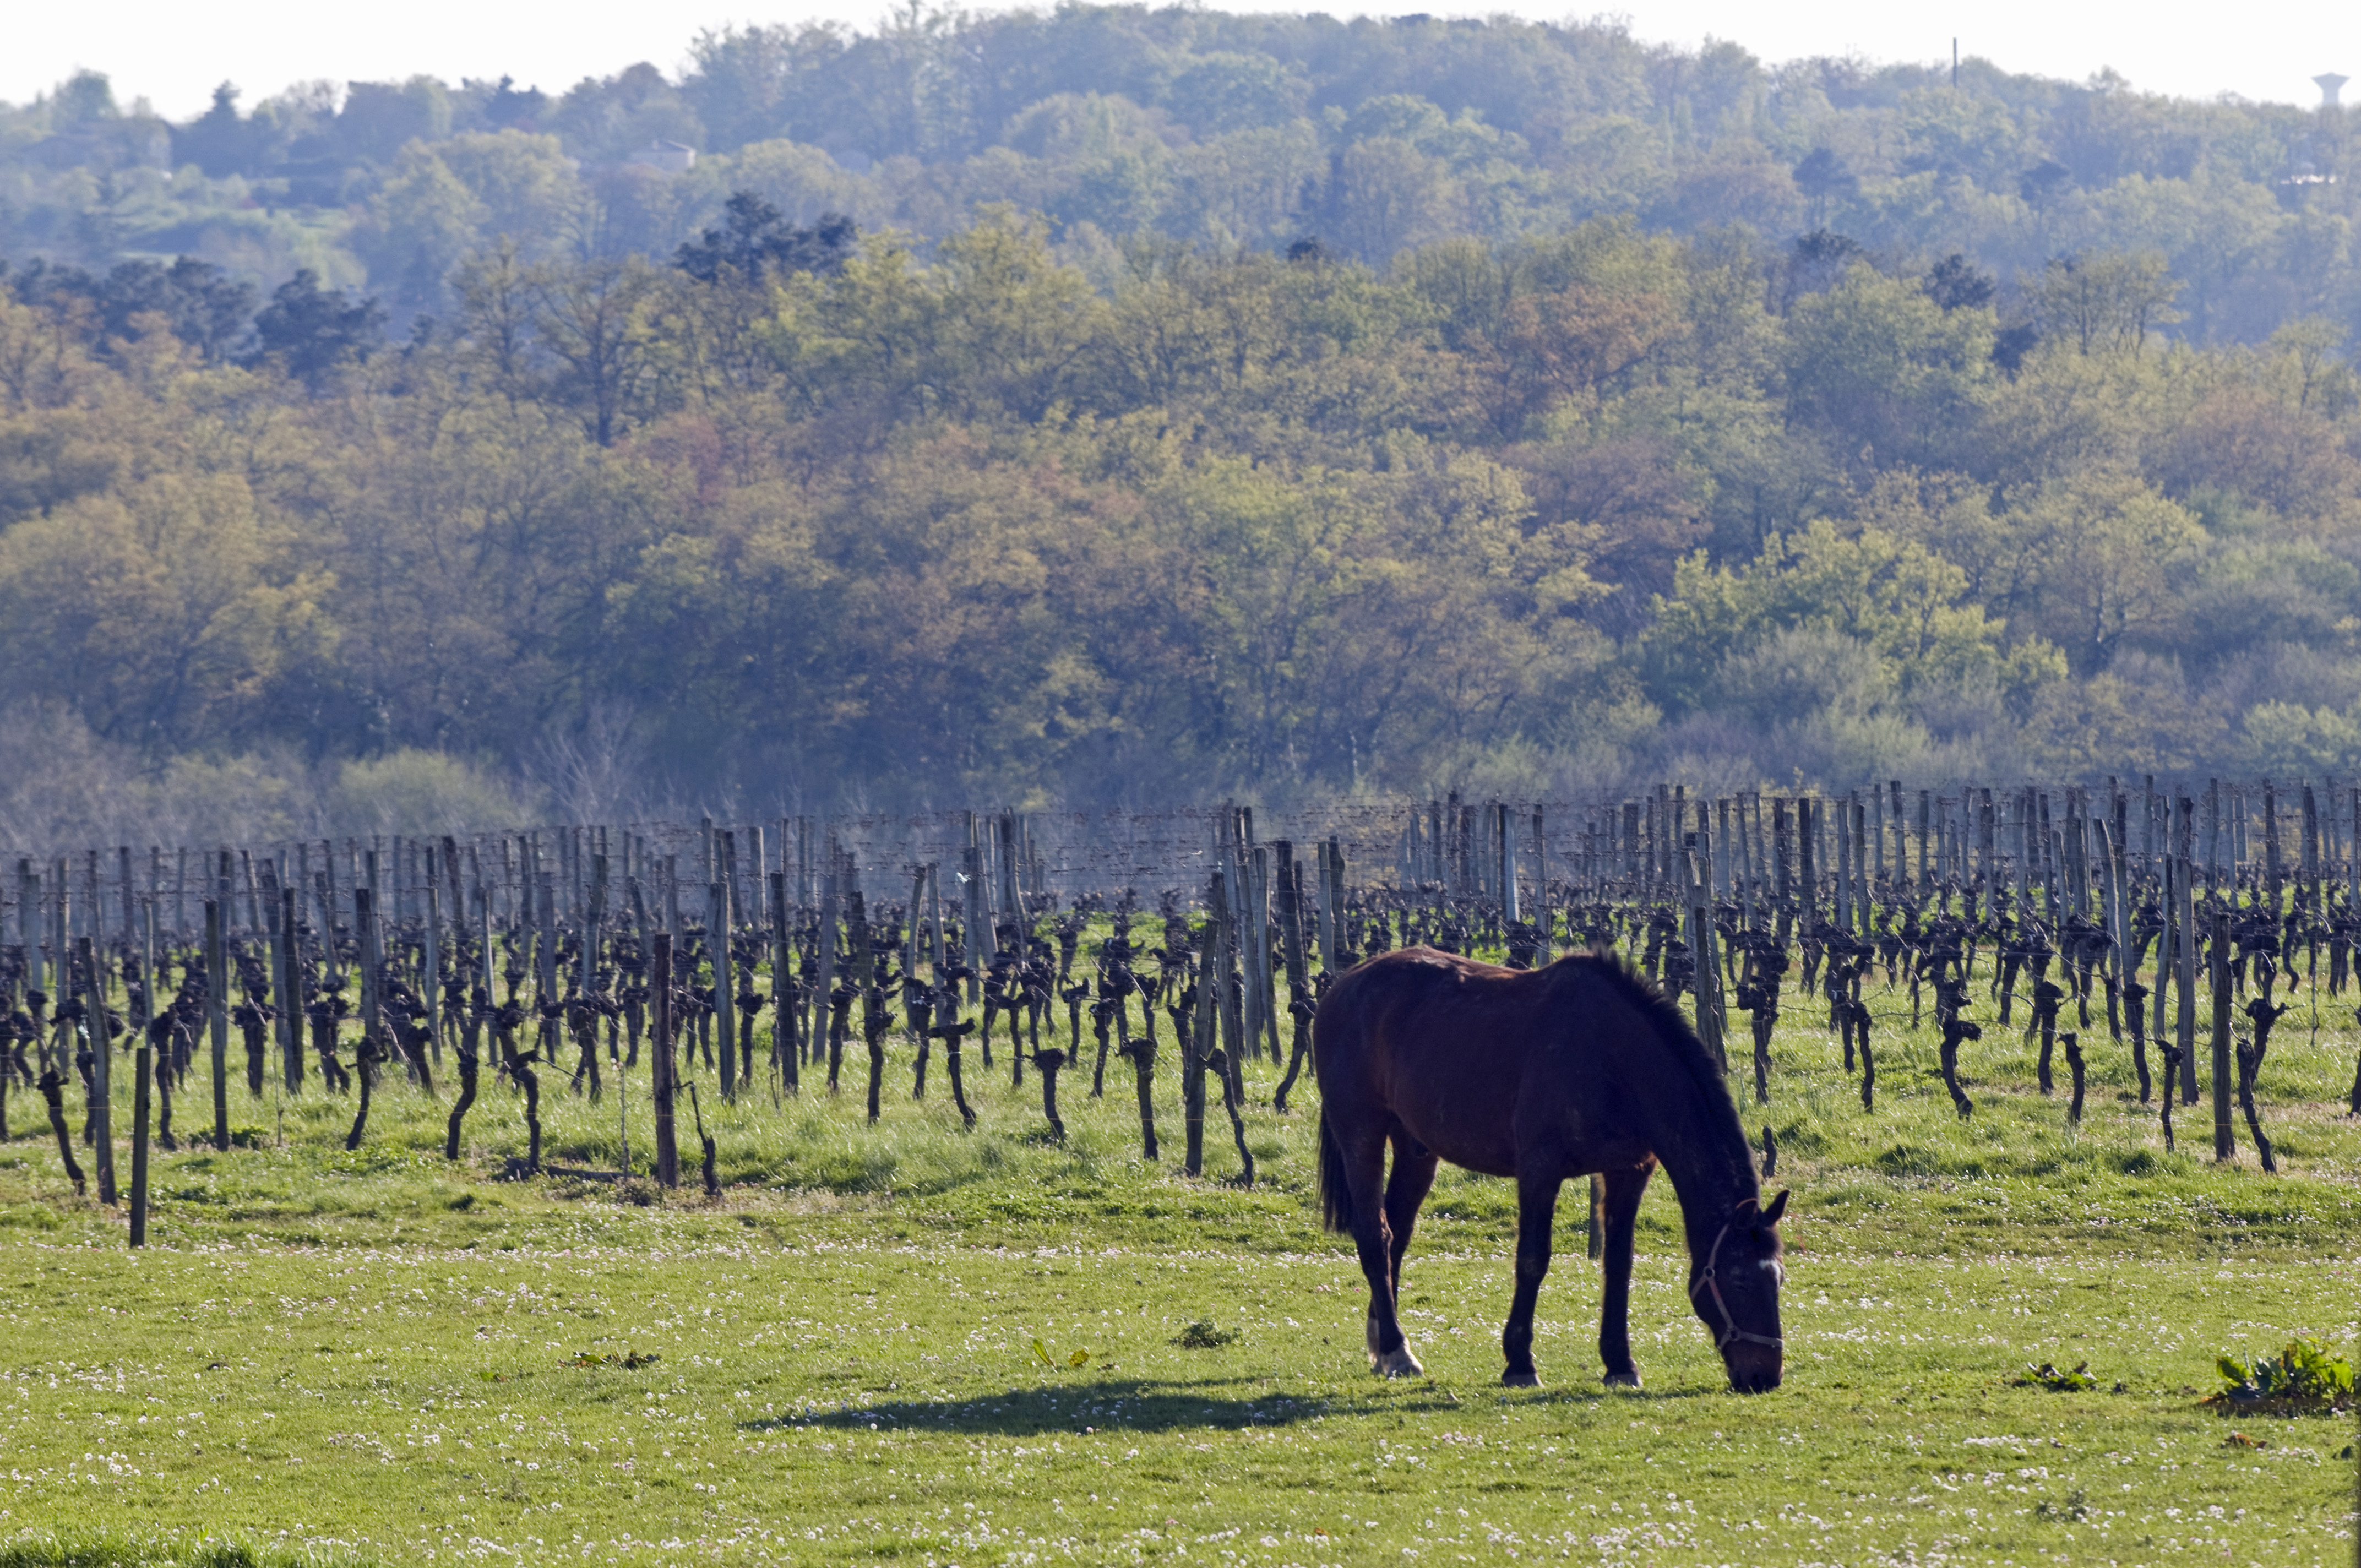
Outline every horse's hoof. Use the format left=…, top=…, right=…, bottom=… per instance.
left=1374, top=1346, right=1424, bottom=1378
left=1501, top=1368, right=1541, bottom=1389
left=1602, top=1369, right=1641, bottom=1389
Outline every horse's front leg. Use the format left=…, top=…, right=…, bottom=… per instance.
left=1501, top=1172, right=1560, bottom=1387
left=1597, top=1162, right=1653, bottom=1386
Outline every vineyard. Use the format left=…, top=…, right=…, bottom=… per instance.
left=0, top=782, right=2354, bottom=1565
left=11, top=781, right=2361, bottom=1186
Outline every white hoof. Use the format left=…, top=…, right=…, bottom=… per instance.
left=1374, top=1344, right=1424, bottom=1378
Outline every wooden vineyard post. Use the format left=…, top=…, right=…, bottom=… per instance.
left=710, top=881, right=737, bottom=1101
left=1281, top=853, right=1318, bottom=1104
left=423, top=873, right=443, bottom=1066
left=1799, top=797, right=1820, bottom=928
left=2211, top=909, right=2234, bottom=1161
left=1499, top=802, right=1519, bottom=924
left=1861, top=792, right=1876, bottom=930
left=652, top=933, right=677, bottom=1189
left=2264, top=780, right=2282, bottom=913
left=2096, top=821, right=2124, bottom=1042
left=1833, top=796, right=1849, bottom=934
left=849, top=890, right=885, bottom=1125
left=1333, top=839, right=1349, bottom=960
left=961, top=839, right=983, bottom=1004
left=1252, top=843, right=1280, bottom=1062
left=1214, top=857, right=1247, bottom=1104
left=2302, top=783, right=2320, bottom=913
left=130, top=1038, right=150, bottom=1247
left=115, top=846, right=133, bottom=965
left=1185, top=877, right=1221, bottom=1178
left=15, top=863, right=39, bottom=1051
left=2204, top=780, right=2222, bottom=894
left=1273, top=841, right=1306, bottom=1004
left=2153, top=856, right=2174, bottom=1070
left=1867, top=790, right=1883, bottom=901
left=1532, top=806, right=1549, bottom=956
left=928, top=859, right=947, bottom=977
left=278, top=887, right=303, bottom=1092
left=2176, top=832, right=2199, bottom=1107
left=1735, top=798, right=1756, bottom=934
left=1321, top=840, right=1343, bottom=974
left=817, top=854, right=842, bottom=1078
left=81, top=937, right=114, bottom=1206
left=1685, top=847, right=1727, bottom=1073
left=356, top=886, right=385, bottom=1085
left=2017, top=787, right=2034, bottom=925
left=1977, top=791, right=1996, bottom=927
left=205, top=899, right=229, bottom=1148
left=901, top=865, right=927, bottom=1097
left=775, top=870, right=799, bottom=1095
left=599, top=863, right=625, bottom=1177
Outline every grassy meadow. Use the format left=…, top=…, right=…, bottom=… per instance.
left=0, top=938, right=2352, bottom=1566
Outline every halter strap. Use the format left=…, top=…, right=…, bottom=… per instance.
left=1687, top=1197, right=1785, bottom=1353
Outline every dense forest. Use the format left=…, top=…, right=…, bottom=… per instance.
left=2, top=10, right=2360, bottom=843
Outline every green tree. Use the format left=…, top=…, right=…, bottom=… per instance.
left=2002, top=473, right=2205, bottom=672
left=1646, top=518, right=2058, bottom=714
left=528, top=258, right=662, bottom=445
left=0, top=472, right=331, bottom=749
left=364, top=145, right=490, bottom=305
left=1782, top=262, right=1994, bottom=471
left=2034, top=251, right=2184, bottom=357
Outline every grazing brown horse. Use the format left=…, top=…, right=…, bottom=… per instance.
left=1315, top=946, right=1787, bottom=1392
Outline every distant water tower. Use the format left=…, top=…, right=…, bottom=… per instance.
left=2317, top=73, right=2350, bottom=108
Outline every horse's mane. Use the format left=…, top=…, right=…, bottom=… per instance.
left=1571, top=946, right=1759, bottom=1195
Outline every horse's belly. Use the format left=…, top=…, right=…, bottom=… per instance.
left=1392, top=1105, right=1520, bottom=1179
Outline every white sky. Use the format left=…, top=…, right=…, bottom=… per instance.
left=5, top=0, right=2353, bottom=122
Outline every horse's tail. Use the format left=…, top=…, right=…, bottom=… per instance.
left=1316, top=1102, right=1352, bottom=1234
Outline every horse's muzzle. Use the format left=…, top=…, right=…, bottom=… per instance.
left=1724, top=1348, right=1783, bottom=1394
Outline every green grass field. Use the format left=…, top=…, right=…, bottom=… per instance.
left=0, top=948, right=2354, bottom=1566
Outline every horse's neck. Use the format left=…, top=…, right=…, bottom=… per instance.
left=1629, top=1044, right=1756, bottom=1249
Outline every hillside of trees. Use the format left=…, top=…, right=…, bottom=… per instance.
left=3, top=12, right=2360, bottom=840
left=6, top=10, right=2359, bottom=336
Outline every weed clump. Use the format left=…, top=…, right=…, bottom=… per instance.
left=2014, top=1360, right=2099, bottom=1392
left=1174, top=1320, right=1239, bottom=1349
left=2206, top=1336, right=2354, bottom=1415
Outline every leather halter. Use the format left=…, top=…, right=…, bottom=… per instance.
left=1688, top=1198, right=1785, bottom=1353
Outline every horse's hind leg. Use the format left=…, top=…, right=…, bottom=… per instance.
left=1597, top=1162, right=1653, bottom=1387
left=1501, top=1172, right=1560, bottom=1387
left=1372, top=1136, right=1437, bottom=1369
left=1345, top=1136, right=1422, bottom=1379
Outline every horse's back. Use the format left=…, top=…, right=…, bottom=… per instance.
left=1315, top=946, right=1593, bottom=1174
left=1319, top=946, right=1698, bottom=1176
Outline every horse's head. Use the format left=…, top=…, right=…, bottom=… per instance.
left=1689, top=1188, right=1787, bottom=1393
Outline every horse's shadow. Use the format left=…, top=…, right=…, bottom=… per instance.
left=749, top=1373, right=1711, bottom=1436
left=750, top=1375, right=1455, bottom=1436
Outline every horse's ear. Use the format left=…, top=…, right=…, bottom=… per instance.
left=1760, top=1189, right=1790, bottom=1227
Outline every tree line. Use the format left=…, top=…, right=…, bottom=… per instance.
left=2, top=199, right=2359, bottom=840
left=3, top=9, right=2358, bottom=344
